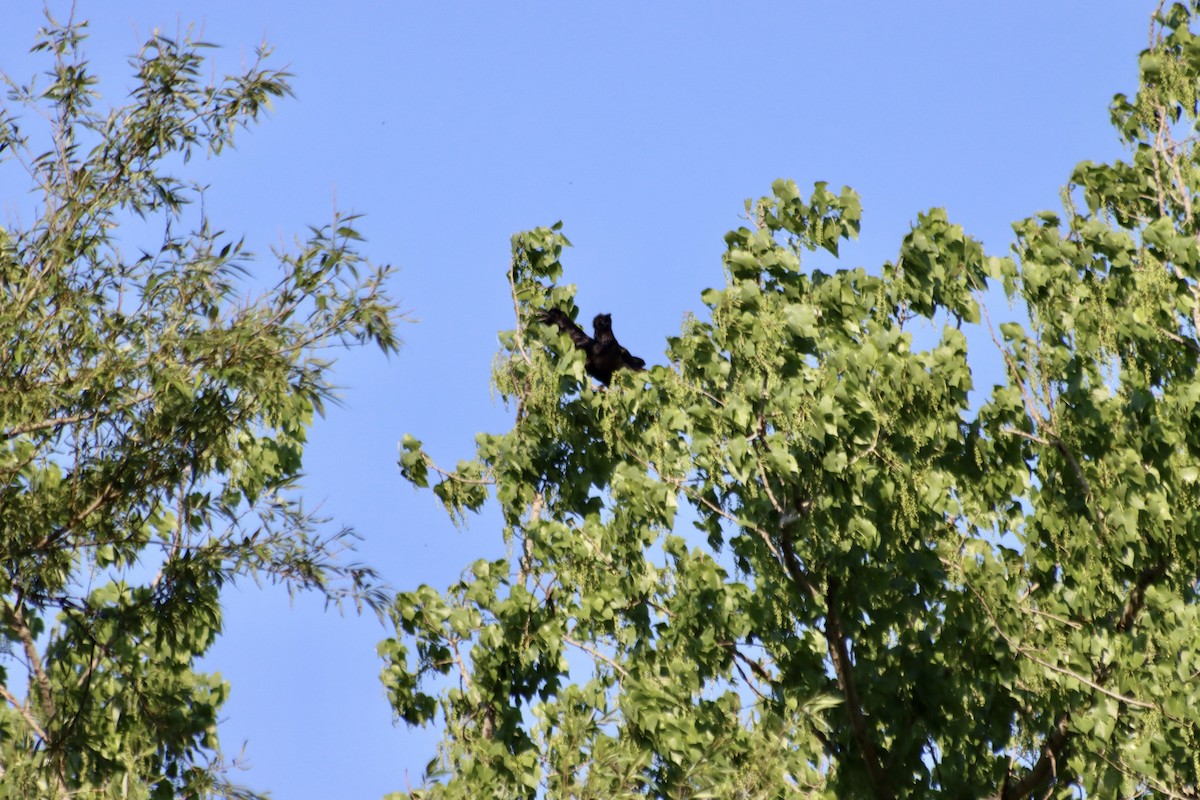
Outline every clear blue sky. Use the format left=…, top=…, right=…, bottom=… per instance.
left=0, top=2, right=1151, bottom=797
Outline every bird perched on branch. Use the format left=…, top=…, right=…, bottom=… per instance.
left=537, top=308, right=645, bottom=386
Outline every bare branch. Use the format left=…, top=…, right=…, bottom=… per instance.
left=563, top=635, right=629, bottom=679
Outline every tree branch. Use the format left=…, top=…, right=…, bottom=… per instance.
left=776, top=520, right=892, bottom=799
left=563, top=635, right=629, bottom=679
left=0, top=685, right=48, bottom=742
left=1000, top=713, right=1070, bottom=800
left=8, top=601, right=55, bottom=723
left=822, top=577, right=895, bottom=800
left=1115, top=559, right=1167, bottom=634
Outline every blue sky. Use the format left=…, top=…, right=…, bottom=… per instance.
left=0, top=2, right=1151, bottom=797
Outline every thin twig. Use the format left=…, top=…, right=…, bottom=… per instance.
left=563, top=635, right=629, bottom=679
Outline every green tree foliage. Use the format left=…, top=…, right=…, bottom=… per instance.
left=385, top=5, right=1200, bottom=798
left=0, top=12, right=398, bottom=799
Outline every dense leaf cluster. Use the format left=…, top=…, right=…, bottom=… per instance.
left=386, top=4, right=1200, bottom=798
left=0, top=11, right=398, bottom=799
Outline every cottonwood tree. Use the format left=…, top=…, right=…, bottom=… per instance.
left=0, top=11, right=398, bottom=799
left=385, top=4, right=1200, bottom=798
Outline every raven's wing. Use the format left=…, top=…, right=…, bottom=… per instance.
left=619, top=346, right=646, bottom=371
left=605, top=319, right=645, bottom=371
left=538, top=308, right=593, bottom=350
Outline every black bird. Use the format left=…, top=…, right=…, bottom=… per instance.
left=538, top=308, right=645, bottom=386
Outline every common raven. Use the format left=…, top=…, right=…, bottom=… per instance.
left=538, top=308, right=645, bottom=386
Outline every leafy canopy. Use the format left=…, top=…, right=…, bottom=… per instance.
left=0, top=10, right=399, bottom=800
left=385, top=4, right=1200, bottom=798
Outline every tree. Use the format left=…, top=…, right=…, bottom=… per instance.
left=0, top=11, right=398, bottom=799
left=384, top=4, right=1200, bottom=798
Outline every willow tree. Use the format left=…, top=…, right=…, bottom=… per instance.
left=0, top=12, right=398, bottom=799
left=386, top=4, right=1200, bottom=799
